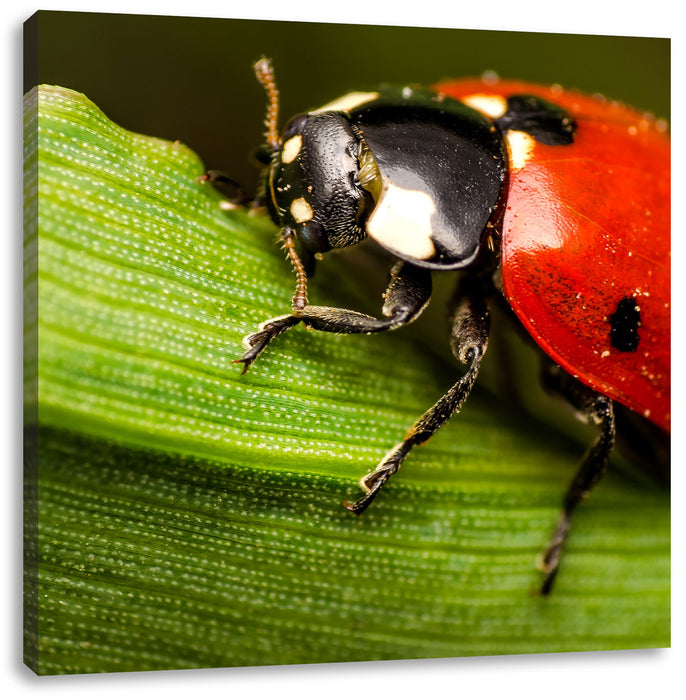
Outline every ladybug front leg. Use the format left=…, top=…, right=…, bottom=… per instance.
left=346, top=274, right=490, bottom=514
left=538, top=367, right=616, bottom=594
left=236, top=261, right=432, bottom=372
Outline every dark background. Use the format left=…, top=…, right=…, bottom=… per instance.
left=25, top=11, right=670, bottom=194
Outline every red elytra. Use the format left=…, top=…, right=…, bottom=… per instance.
left=433, top=78, right=671, bottom=433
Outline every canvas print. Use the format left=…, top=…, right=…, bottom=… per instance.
left=23, top=11, right=670, bottom=675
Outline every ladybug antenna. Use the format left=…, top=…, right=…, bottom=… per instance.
left=254, top=59, right=308, bottom=313
left=254, top=57, right=281, bottom=153
left=281, top=226, right=308, bottom=313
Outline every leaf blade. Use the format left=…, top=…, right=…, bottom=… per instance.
left=25, top=85, right=669, bottom=675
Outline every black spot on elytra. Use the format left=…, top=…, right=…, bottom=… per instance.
left=610, top=297, right=641, bottom=352
left=495, top=94, right=576, bottom=145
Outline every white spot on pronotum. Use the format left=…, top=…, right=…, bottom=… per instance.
left=506, top=130, right=536, bottom=170
left=290, top=197, right=313, bottom=223
left=309, top=91, right=380, bottom=114
left=462, top=93, right=508, bottom=119
left=281, top=135, right=303, bottom=164
left=367, top=183, right=437, bottom=260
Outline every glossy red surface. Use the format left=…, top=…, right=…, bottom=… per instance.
left=435, top=78, right=670, bottom=432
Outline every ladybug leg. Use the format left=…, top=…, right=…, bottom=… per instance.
left=199, top=170, right=252, bottom=208
left=538, top=372, right=616, bottom=594
left=236, top=261, right=432, bottom=372
left=346, top=275, right=490, bottom=514
left=234, top=314, right=303, bottom=374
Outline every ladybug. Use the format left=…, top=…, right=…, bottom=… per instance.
left=235, top=58, right=670, bottom=594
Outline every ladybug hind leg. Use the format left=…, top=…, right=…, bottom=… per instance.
left=346, top=274, right=491, bottom=514
left=538, top=365, right=616, bottom=594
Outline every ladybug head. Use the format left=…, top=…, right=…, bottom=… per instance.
left=266, top=110, right=374, bottom=253
left=254, top=59, right=378, bottom=257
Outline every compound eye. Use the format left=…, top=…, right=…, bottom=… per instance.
left=282, top=114, right=308, bottom=139
left=298, top=220, right=330, bottom=253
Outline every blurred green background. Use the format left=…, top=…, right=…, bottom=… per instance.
left=25, top=11, right=669, bottom=193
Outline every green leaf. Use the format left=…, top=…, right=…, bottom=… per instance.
left=24, top=85, right=669, bottom=675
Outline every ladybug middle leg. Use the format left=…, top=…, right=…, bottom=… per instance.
left=538, top=365, right=616, bottom=594
left=346, top=273, right=491, bottom=514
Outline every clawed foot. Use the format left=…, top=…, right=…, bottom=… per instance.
left=233, top=328, right=276, bottom=374
left=344, top=444, right=407, bottom=514
left=234, top=315, right=302, bottom=373
left=344, top=467, right=394, bottom=514
left=537, top=549, right=560, bottom=596
left=536, top=515, right=570, bottom=595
